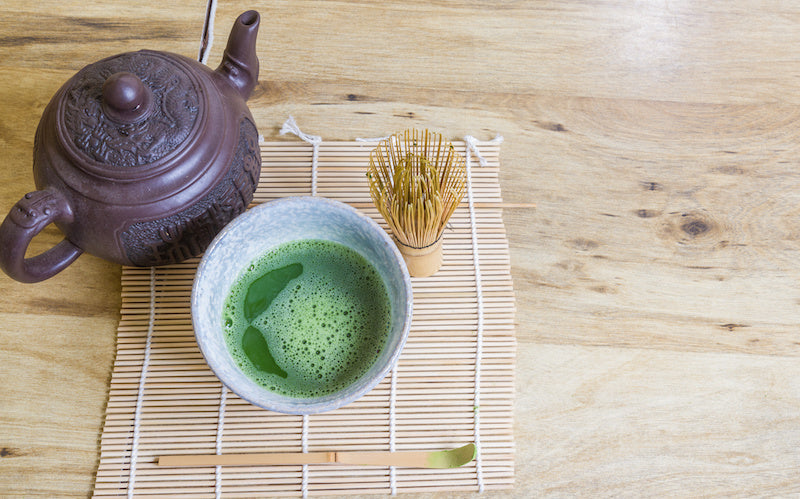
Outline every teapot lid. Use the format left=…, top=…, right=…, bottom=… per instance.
left=58, top=50, right=204, bottom=169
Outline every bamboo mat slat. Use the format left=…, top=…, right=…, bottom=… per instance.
left=92, top=138, right=516, bottom=497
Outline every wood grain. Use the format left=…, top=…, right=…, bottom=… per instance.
left=2, top=0, right=800, bottom=497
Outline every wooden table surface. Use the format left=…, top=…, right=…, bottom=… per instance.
left=2, top=1, right=800, bottom=497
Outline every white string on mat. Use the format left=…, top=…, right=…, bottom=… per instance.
left=280, top=116, right=322, bottom=196
left=389, top=365, right=398, bottom=495
left=214, top=385, right=228, bottom=499
left=465, top=135, right=503, bottom=167
left=355, top=135, right=392, bottom=143
left=301, top=414, right=310, bottom=498
left=127, top=267, right=156, bottom=499
left=463, top=134, right=503, bottom=493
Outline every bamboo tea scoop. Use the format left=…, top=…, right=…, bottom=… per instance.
left=158, top=443, right=476, bottom=469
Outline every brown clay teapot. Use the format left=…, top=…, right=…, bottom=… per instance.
left=0, top=11, right=263, bottom=283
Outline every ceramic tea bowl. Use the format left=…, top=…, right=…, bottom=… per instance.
left=192, top=196, right=412, bottom=414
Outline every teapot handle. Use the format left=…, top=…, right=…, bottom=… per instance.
left=0, top=189, right=83, bottom=283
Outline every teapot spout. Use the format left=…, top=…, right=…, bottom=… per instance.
left=216, top=10, right=260, bottom=100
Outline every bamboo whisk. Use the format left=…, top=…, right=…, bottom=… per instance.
left=368, top=129, right=467, bottom=277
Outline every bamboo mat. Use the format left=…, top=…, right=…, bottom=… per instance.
left=93, top=137, right=516, bottom=498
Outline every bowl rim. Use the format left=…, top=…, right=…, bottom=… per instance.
left=192, top=196, right=413, bottom=414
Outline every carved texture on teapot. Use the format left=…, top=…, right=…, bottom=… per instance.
left=120, top=118, right=260, bottom=266
left=62, top=51, right=200, bottom=167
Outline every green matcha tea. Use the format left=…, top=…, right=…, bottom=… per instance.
left=222, top=239, right=392, bottom=398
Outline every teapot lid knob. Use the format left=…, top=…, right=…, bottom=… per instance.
left=102, top=72, right=152, bottom=123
